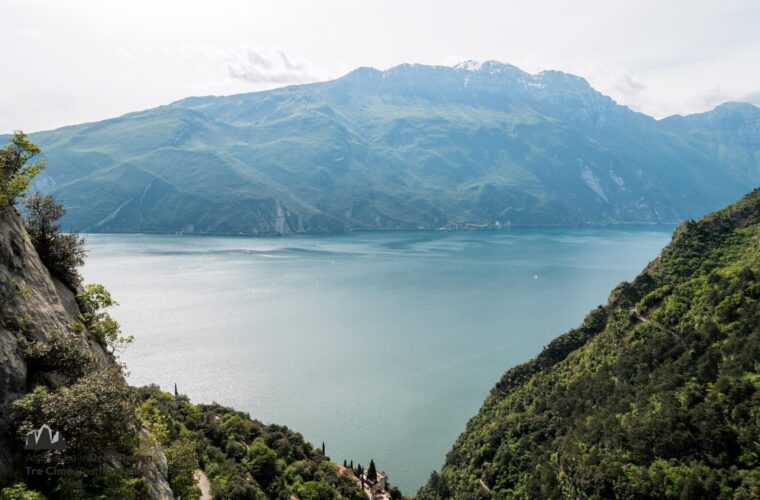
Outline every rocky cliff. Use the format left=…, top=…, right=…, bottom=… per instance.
left=0, top=205, right=172, bottom=498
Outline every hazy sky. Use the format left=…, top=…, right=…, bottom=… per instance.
left=2, top=0, right=759, bottom=132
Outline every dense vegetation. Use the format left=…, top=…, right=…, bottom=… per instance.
left=19, top=63, right=760, bottom=234
left=418, top=188, right=760, bottom=499
left=138, top=387, right=364, bottom=499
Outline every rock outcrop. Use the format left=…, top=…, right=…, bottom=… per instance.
left=0, top=205, right=172, bottom=498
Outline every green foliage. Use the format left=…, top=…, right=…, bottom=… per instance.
left=13, top=366, right=140, bottom=459
left=76, top=284, right=133, bottom=353
left=165, top=439, right=199, bottom=499
left=0, top=278, right=29, bottom=317
left=22, top=193, right=86, bottom=289
left=418, top=188, right=760, bottom=499
left=135, top=385, right=364, bottom=499
left=8, top=366, right=144, bottom=498
left=296, top=481, right=332, bottom=500
left=19, top=331, right=97, bottom=381
left=0, top=131, right=46, bottom=207
left=245, top=440, right=279, bottom=488
left=0, top=483, right=46, bottom=499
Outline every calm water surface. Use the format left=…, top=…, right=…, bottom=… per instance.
left=82, top=227, right=672, bottom=493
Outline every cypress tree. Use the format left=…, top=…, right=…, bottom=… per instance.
left=368, top=459, right=377, bottom=483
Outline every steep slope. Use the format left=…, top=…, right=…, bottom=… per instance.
left=418, top=188, right=760, bottom=499
left=0, top=205, right=173, bottom=497
left=0, top=205, right=364, bottom=499
left=22, top=62, right=760, bottom=234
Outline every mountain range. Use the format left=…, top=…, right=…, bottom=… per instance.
left=19, top=61, right=760, bottom=234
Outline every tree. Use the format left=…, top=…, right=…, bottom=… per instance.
left=245, top=440, right=279, bottom=488
left=13, top=366, right=140, bottom=460
left=0, top=131, right=46, bottom=206
left=23, top=192, right=86, bottom=289
left=321, top=441, right=325, bottom=455
left=367, top=460, right=377, bottom=484
left=165, top=439, right=199, bottom=499
left=76, top=284, right=133, bottom=354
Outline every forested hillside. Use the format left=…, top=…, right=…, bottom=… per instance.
left=418, top=188, right=760, bottom=499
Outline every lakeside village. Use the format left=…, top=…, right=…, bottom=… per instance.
left=324, top=442, right=394, bottom=500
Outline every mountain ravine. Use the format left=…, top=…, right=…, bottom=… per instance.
left=18, top=61, right=760, bottom=235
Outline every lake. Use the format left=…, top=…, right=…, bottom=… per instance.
left=81, top=227, right=673, bottom=494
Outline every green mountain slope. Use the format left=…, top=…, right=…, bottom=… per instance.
left=417, top=188, right=760, bottom=499
left=20, top=62, right=760, bottom=234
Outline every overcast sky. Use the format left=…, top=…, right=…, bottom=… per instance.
left=2, top=0, right=759, bottom=133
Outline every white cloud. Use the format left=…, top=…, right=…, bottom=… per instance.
left=579, top=63, right=649, bottom=111
left=226, top=44, right=330, bottom=85
left=1, top=0, right=759, bottom=131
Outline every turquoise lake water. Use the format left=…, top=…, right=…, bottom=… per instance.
left=82, top=227, right=673, bottom=494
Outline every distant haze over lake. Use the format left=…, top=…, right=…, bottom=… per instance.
left=82, top=227, right=672, bottom=493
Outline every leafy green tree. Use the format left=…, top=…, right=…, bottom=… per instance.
left=165, top=439, right=199, bottom=499
left=13, top=366, right=140, bottom=460
left=245, top=440, right=279, bottom=488
left=0, top=131, right=46, bottom=206
left=297, top=481, right=332, bottom=500
left=218, top=474, right=258, bottom=500
left=23, top=192, right=86, bottom=289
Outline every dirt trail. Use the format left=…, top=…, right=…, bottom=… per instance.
left=194, top=469, right=212, bottom=500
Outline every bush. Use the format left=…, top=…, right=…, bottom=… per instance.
left=13, top=366, right=140, bottom=460
left=23, top=193, right=86, bottom=290
left=76, top=284, right=133, bottom=354
left=0, top=483, right=46, bottom=499
left=0, top=132, right=46, bottom=207
left=19, top=330, right=97, bottom=381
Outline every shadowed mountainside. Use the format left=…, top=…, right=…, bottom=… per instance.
left=19, top=61, right=760, bottom=235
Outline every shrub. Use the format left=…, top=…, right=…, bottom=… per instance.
left=76, top=284, right=133, bottom=354
left=23, top=193, right=86, bottom=290
left=19, top=331, right=97, bottom=381
left=0, top=483, right=46, bottom=499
